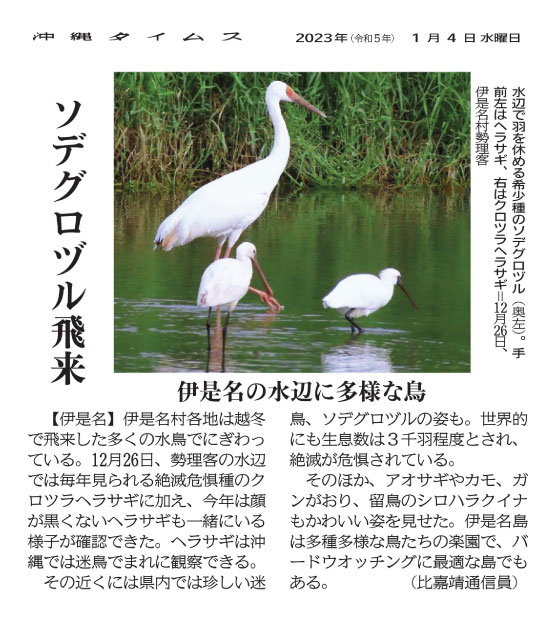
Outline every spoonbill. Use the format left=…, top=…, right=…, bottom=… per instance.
left=154, top=80, right=326, bottom=309
left=197, top=241, right=277, bottom=333
left=322, top=268, right=419, bottom=333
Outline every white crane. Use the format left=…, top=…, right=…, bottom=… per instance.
left=154, top=80, right=326, bottom=309
left=322, top=268, right=419, bottom=333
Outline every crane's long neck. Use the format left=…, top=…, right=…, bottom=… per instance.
left=266, top=94, right=290, bottom=171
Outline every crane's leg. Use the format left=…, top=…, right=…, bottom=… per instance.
left=215, top=235, right=228, bottom=261
left=224, top=229, right=245, bottom=259
left=221, top=311, right=231, bottom=372
left=206, top=307, right=213, bottom=346
left=205, top=307, right=213, bottom=372
left=223, top=311, right=231, bottom=339
left=344, top=309, right=363, bottom=334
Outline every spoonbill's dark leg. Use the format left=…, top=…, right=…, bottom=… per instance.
left=215, top=235, right=227, bottom=261
left=344, top=309, right=363, bottom=334
left=221, top=311, right=231, bottom=372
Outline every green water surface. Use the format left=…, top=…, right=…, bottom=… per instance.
left=114, top=189, right=470, bottom=373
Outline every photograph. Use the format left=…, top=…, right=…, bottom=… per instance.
left=9, top=3, right=557, bottom=620
left=114, top=72, right=470, bottom=373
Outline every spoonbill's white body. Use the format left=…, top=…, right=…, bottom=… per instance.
left=154, top=81, right=326, bottom=260
left=197, top=242, right=258, bottom=313
left=322, top=268, right=418, bottom=333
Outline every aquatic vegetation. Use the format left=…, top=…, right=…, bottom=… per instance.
left=114, top=72, right=470, bottom=191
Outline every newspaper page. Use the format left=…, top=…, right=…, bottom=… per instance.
left=4, top=1, right=558, bottom=621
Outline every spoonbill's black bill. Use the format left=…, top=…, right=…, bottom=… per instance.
left=322, top=267, right=418, bottom=333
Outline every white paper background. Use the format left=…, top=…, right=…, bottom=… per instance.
left=3, top=1, right=558, bottom=621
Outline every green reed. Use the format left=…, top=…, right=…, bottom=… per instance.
left=115, top=72, right=470, bottom=191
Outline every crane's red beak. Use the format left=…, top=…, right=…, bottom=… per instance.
left=287, top=86, right=327, bottom=118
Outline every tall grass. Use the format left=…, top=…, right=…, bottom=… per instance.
left=115, top=72, right=470, bottom=191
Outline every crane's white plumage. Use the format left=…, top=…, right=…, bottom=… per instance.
left=197, top=242, right=257, bottom=312
left=323, top=268, right=418, bottom=332
left=154, top=81, right=326, bottom=256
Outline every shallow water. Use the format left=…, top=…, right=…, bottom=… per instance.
left=114, top=189, right=469, bottom=373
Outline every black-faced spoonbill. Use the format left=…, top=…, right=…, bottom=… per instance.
left=322, top=268, right=419, bottom=333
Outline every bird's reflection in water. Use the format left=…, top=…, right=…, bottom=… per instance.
left=206, top=306, right=282, bottom=373
left=321, top=336, right=393, bottom=373
left=206, top=308, right=227, bottom=373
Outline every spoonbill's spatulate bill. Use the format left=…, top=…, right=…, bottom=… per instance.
left=154, top=81, right=326, bottom=309
left=322, top=268, right=419, bottom=333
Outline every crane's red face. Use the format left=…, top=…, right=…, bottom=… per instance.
left=286, top=85, right=327, bottom=118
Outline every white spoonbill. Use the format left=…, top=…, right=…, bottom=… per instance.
left=322, top=268, right=419, bottom=333
left=197, top=242, right=277, bottom=332
left=154, top=80, right=326, bottom=309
